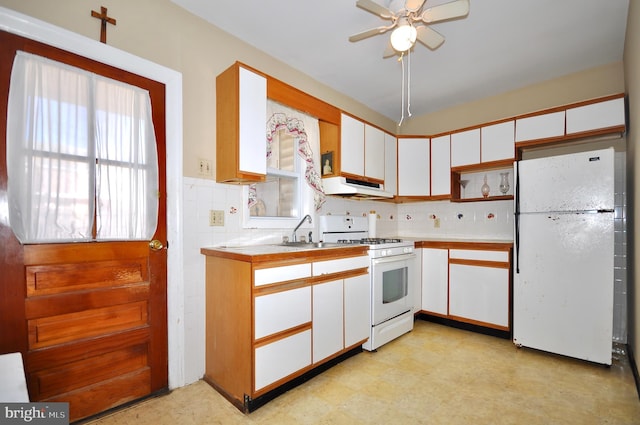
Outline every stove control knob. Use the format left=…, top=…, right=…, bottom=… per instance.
left=404, top=247, right=412, bottom=254
left=381, top=250, right=387, bottom=256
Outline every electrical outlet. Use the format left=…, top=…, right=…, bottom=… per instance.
left=198, top=158, right=212, bottom=176
left=209, top=210, right=224, bottom=226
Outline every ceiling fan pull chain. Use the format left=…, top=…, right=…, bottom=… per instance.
left=407, top=48, right=412, bottom=118
left=398, top=52, right=406, bottom=126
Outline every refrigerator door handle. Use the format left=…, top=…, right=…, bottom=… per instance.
left=515, top=160, right=520, bottom=274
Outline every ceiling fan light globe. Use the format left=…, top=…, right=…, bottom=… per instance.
left=390, top=24, right=417, bottom=52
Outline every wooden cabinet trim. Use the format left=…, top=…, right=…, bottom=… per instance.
left=310, top=268, right=369, bottom=284
left=253, top=280, right=311, bottom=296
left=415, top=240, right=513, bottom=250
left=201, top=246, right=368, bottom=263
left=447, top=315, right=510, bottom=332
left=253, top=322, right=312, bottom=348
left=449, top=258, right=510, bottom=269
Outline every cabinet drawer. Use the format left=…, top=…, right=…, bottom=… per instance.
left=254, top=263, right=311, bottom=286
left=449, top=249, right=508, bottom=262
left=254, top=329, right=311, bottom=391
left=254, top=286, right=311, bottom=339
left=313, top=256, right=369, bottom=276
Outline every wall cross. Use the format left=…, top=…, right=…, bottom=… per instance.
left=91, top=6, right=116, bottom=44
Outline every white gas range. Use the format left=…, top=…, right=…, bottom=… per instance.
left=319, top=215, right=415, bottom=351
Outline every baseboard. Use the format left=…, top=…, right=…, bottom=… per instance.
left=416, top=313, right=511, bottom=340
left=628, top=344, right=640, bottom=400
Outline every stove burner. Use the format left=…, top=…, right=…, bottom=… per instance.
left=336, top=239, right=363, bottom=244
left=361, top=238, right=402, bottom=244
left=336, top=238, right=403, bottom=245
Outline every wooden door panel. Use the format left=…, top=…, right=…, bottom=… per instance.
left=26, top=328, right=150, bottom=372
left=28, top=301, right=149, bottom=349
left=46, top=369, right=151, bottom=421
left=26, top=258, right=148, bottom=296
left=30, top=344, right=148, bottom=399
left=25, top=285, right=149, bottom=319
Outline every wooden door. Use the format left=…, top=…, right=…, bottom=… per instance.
left=0, top=31, right=168, bottom=422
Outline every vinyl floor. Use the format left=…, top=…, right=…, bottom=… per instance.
left=85, top=320, right=640, bottom=425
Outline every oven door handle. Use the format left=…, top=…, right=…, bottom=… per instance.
left=371, top=253, right=416, bottom=265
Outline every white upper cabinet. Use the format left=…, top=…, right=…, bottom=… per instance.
left=481, top=121, right=514, bottom=162
left=384, top=133, right=398, bottom=195
left=566, top=97, right=625, bottom=134
left=398, top=138, right=430, bottom=196
left=430, top=135, right=451, bottom=196
left=238, top=68, right=267, bottom=175
left=451, top=128, right=480, bottom=167
left=216, top=63, right=267, bottom=183
left=364, top=124, right=385, bottom=181
left=515, top=111, right=565, bottom=143
left=340, top=113, right=365, bottom=176
left=340, top=114, right=385, bottom=181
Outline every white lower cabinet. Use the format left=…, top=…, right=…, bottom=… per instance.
left=313, top=273, right=371, bottom=363
left=313, top=279, right=344, bottom=363
left=255, top=330, right=312, bottom=391
left=421, top=248, right=449, bottom=316
left=418, top=244, right=511, bottom=331
left=344, top=274, right=371, bottom=347
left=411, top=249, right=423, bottom=314
left=204, top=249, right=371, bottom=408
left=449, top=264, right=509, bottom=327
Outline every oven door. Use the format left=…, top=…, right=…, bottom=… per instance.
left=371, top=253, right=416, bottom=326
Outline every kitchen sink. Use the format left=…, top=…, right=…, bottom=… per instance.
left=278, top=241, right=343, bottom=249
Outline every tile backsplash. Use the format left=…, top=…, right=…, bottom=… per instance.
left=396, top=199, right=513, bottom=240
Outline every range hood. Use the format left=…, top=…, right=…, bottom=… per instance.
left=322, top=176, right=394, bottom=199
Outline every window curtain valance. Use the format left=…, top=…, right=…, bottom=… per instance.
left=6, top=51, right=159, bottom=243
left=248, top=100, right=325, bottom=211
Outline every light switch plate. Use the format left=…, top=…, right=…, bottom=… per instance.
left=198, top=158, right=212, bottom=176
left=209, top=210, right=224, bottom=226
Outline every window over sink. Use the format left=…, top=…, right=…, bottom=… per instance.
left=243, top=101, right=323, bottom=229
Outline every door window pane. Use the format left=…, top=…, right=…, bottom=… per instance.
left=6, top=51, right=158, bottom=243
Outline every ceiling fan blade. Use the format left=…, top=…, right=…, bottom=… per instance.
left=355, top=0, right=394, bottom=19
left=349, top=26, right=392, bottom=42
left=405, top=0, right=427, bottom=13
left=421, top=0, right=470, bottom=23
left=416, top=25, right=445, bottom=50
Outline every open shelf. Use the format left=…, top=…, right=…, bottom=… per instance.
left=451, top=195, right=513, bottom=203
left=451, top=159, right=514, bottom=202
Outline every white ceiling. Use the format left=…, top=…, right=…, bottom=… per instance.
left=171, top=0, right=629, bottom=123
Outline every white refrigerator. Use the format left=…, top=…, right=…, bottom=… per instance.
left=513, top=148, right=614, bottom=365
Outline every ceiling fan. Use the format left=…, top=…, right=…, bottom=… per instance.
left=349, top=0, right=470, bottom=57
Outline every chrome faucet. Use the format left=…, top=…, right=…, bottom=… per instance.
left=292, top=214, right=312, bottom=242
